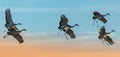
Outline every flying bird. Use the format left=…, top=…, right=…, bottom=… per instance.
left=92, top=11, right=110, bottom=27
left=4, top=8, right=26, bottom=44
left=58, top=14, right=79, bottom=40
left=98, top=26, right=115, bottom=45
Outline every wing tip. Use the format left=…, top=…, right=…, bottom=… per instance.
left=19, top=41, right=24, bottom=44
left=70, top=36, right=76, bottom=39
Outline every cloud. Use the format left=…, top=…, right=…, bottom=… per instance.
left=76, top=32, right=97, bottom=40
left=39, top=32, right=48, bottom=35
left=22, top=32, right=48, bottom=36
left=15, top=32, right=120, bottom=45
left=3, top=31, right=119, bottom=41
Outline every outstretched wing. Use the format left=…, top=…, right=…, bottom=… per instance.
left=12, top=33, right=24, bottom=44
left=105, top=36, right=114, bottom=45
left=65, top=29, right=76, bottom=39
left=5, top=8, right=14, bottom=24
left=59, top=15, right=68, bottom=26
left=8, top=26, right=23, bottom=43
left=93, top=11, right=107, bottom=23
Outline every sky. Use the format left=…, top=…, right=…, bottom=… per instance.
left=0, top=0, right=120, bottom=34
left=0, top=0, right=120, bottom=57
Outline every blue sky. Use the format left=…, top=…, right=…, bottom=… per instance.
left=0, top=0, right=120, bottom=35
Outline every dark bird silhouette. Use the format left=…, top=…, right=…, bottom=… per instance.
left=58, top=14, right=79, bottom=40
left=5, top=8, right=22, bottom=29
left=98, top=26, right=115, bottom=45
left=93, top=11, right=110, bottom=27
left=4, top=8, right=26, bottom=44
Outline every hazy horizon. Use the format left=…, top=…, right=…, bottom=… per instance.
left=0, top=34, right=120, bottom=57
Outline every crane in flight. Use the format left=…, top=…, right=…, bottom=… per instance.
left=98, top=26, right=115, bottom=45
left=3, top=8, right=26, bottom=44
left=58, top=14, right=79, bottom=40
left=92, top=11, right=110, bottom=27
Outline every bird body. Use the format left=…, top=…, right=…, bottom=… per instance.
left=58, top=14, right=79, bottom=39
left=92, top=11, right=110, bottom=27
left=4, top=8, right=26, bottom=44
left=98, top=26, right=114, bottom=45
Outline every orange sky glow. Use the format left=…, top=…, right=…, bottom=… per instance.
left=0, top=36, right=120, bottom=57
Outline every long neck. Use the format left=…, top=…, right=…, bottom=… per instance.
left=107, top=30, right=114, bottom=34
left=13, top=24, right=18, bottom=26
left=69, top=24, right=77, bottom=28
left=14, top=23, right=21, bottom=26
left=21, top=29, right=26, bottom=32
left=18, top=29, right=26, bottom=33
left=102, top=13, right=110, bottom=17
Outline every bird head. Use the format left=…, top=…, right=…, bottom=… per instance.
left=106, top=13, right=110, bottom=16
left=22, top=29, right=27, bottom=31
left=17, top=23, right=22, bottom=25
left=111, top=30, right=115, bottom=32
left=74, top=24, right=80, bottom=27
